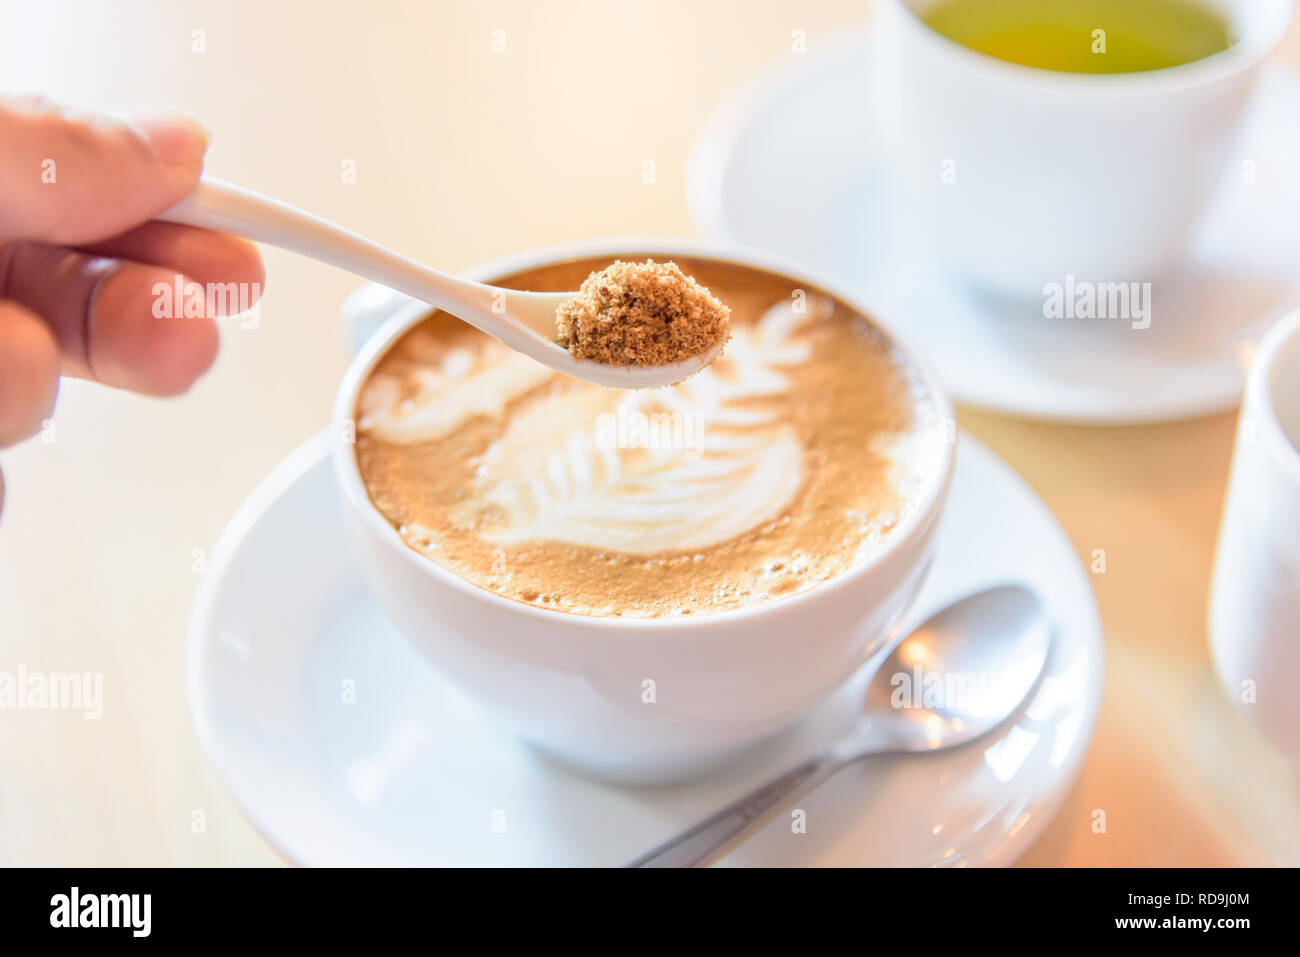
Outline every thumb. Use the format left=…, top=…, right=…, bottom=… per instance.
left=0, top=97, right=208, bottom=245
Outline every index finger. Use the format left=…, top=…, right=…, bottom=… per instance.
left=0, top=98, right=207, bottom=245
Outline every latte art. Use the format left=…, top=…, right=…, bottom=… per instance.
left=355, top=257, right=941, bottom=618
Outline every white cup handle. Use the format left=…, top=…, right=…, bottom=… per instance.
left=340, top=283, right=418, bottom=357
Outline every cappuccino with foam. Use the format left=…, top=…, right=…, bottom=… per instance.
left=354, top=257, right=943, bottom=618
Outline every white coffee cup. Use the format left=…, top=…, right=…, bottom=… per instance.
left=880, top=0, right=1293, bottom=301
left=331, top=238, right=955, bottom=784
left=1209, top=309, right=1300, bottom=766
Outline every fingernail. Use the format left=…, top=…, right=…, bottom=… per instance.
left=128, top=108, right=210, bottom=167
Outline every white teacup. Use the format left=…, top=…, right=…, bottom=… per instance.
left=1210, top=308, right=1300, bottom=766
left=881, top=0, right=1293, bottom=301
left=331, top=239, right=955, bottom=784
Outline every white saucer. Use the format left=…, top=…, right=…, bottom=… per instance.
left=687, top=27, right=1300, bottom=424
left=188, top=431, right=1102, bottom=866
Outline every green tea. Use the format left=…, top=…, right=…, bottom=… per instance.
left=919, top=0, right=1234, bottom=74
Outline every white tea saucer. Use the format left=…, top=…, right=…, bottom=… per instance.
left=688, top=27, right=1300, bottom=423
left=187, top=431, right=1102, bottom=866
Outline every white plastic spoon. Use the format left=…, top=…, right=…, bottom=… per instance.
left=157, top=178, right=722, bottom=388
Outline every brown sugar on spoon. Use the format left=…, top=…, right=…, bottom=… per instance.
left=555, top=259, right=731, bottom=366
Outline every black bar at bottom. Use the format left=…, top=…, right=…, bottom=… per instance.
left=0, top=866, right=1283, bottom=942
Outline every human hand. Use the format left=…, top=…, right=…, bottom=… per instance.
left=0, top=98, right=264, bottom=450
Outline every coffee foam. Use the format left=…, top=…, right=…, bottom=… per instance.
left=355, top=258, right=940, bottom=618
